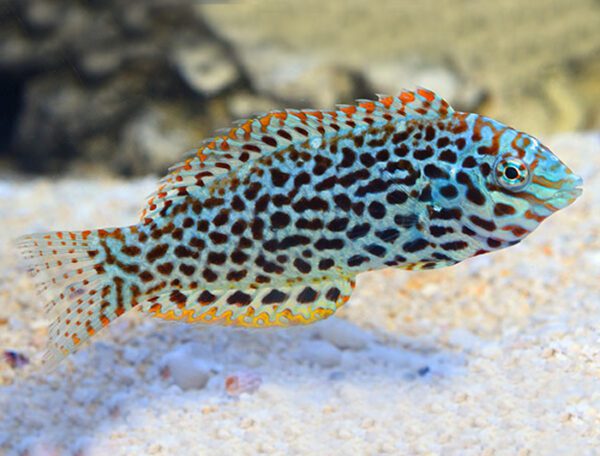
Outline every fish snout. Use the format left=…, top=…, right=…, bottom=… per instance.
left=543, top=169, right=583, bottom=211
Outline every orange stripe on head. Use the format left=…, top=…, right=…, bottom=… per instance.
left=524, top=210, right=547, bottom=222
left=514, top=191, right=547, bottom=206
left=510, top=131, right=521, bottom=149
left=531, top=175, right=565, bottom=190
left=501, top=224, right=528, bottom=237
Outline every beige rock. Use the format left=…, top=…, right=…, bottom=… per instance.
left=173, top=43, right=240, bottom=97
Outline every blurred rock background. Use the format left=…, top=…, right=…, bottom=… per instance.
left=0, top=0, right=598, bottom=176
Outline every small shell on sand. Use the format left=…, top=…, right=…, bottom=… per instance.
left=3, top=350, right=29, bottom=369
left=225, top=370, right=262, bottom=396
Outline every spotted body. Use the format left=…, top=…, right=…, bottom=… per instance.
left=17, top=89, right=582, bottom=368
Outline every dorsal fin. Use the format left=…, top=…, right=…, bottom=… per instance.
left=141, top=88, right=454, bottom=222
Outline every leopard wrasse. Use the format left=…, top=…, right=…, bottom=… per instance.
left=17, top=88, right=583, bottom=369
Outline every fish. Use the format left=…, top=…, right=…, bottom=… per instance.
left=16, top=88, right=583, bottom=369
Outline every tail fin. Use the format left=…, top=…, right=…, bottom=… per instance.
left=16, top=227, right=141, bottom=369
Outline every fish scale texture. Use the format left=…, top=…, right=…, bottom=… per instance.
left=0, top=131, right=598, bottom=454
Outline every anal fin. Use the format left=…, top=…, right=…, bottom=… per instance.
left=142, top=276, right=356, bottom=328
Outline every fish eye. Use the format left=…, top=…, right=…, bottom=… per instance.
left=495, top=158, right=529, bottom=191
left=504, top=166, right=519, bottom=180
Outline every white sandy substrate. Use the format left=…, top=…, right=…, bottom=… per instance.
left=0, top=133, right=599, bottom=456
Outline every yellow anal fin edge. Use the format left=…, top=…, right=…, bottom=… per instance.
left=142, top=276, right=356, bottom=328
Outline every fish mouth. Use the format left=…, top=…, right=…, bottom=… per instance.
left=545, top=174, right=583, bottom=210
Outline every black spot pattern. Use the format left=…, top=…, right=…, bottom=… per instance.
left=262, top=289, right=288, bottom=304
left=297, top=287, right=318, bottom=303
left=145, top=108, right=503, bottom=317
